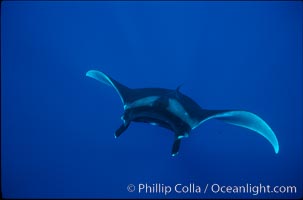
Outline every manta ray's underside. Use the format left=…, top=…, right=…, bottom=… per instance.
left=86, top=70, right=279, bottom=156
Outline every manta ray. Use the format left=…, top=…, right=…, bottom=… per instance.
left=86, top=70, right=279, bottom=156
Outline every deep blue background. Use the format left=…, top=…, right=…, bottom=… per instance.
left=1, top=1, right=302, bottom=199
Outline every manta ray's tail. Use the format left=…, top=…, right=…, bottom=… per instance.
left=197, top=110, right=279, bottom=154
left=86, top=70, right=131, bottom=105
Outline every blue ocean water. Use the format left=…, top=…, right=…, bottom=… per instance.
left=1, top=1, right=302, bottom=199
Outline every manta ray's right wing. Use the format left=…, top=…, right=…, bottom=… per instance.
left=196, top=110, right=279, bottom=154
left=86, top=70, right=130, bottom=105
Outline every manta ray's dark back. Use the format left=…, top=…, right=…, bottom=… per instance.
left=86, top=69, right=279, bottom=156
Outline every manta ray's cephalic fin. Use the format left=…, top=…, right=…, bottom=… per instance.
left=172, top=138, right=181, bottom=156
left=196, top=110, right=279, bottom=154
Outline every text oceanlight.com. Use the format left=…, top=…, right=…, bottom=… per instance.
left=127, top=183, right=297, bottom=196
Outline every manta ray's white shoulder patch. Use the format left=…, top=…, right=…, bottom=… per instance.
left=124, top=96, right=160, bottom=110
left=167, top=98, right=198, bottom=128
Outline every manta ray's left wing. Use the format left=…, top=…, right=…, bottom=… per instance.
left=195, top=110, right=279, bottom=154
